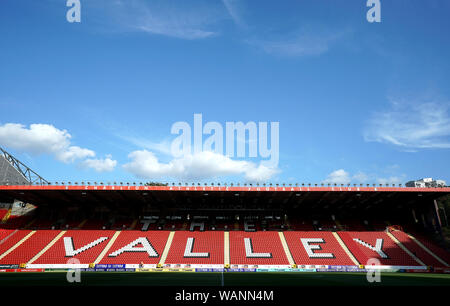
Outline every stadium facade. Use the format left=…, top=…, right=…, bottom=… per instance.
left=0, top=184, right=449, bottom=273
left=0, top=147, right=449, bottom=274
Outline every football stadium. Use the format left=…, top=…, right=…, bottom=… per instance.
left=1, top=147, right=450, bottom=292
left=2, top=1, right=450, bottom=304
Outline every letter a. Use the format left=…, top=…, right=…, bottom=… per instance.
left=66, top=0, right=81, bottom=23
left=108, top=237, right=159, bottom=258
left=366, top=0, right=381, bottom=23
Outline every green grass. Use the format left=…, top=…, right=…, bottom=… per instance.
left=0, top=272, right=450, bottom=286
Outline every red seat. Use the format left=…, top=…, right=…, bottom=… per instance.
left=33, top=230, right=115, bottom=264
left=0, top=230, right=60, bottom=264
left=229, top=231, right=289, bottom=266
left=284, top=231, right=355, bottom=266
left=99, top=231, right=170, bottom=265
left=390, top=230, right=446, bottom=267
left=0, top=230, right=32, bottom=257
left=0, top=229, right=14, bottom=242
left=165, top=231, right=224, bottom=266
left=409, top=233, right=450, bottom=265
left=338, top=231, right=420, bottom=266
left=0, top=229, right=447, bottom=268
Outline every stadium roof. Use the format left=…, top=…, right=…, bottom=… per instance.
left=0, top=185, right=449, bottom=211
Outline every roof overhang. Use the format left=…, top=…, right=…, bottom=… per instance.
left=0, top=185, right=448, bottom=211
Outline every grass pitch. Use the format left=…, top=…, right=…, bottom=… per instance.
left=0, top=272, right=449, bottom=286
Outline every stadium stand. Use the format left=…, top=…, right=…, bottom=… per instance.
left=229, top=231, right=289, bottom=266
left=80, top=219, right=107, bottom=230
left=0, top=230, right=33, bottom=261
left=164, top=231, right=224, bottom=266
left=110, top=218, right=136, bottom=230
left=284, top=231, right=356, bottom=266
left=0, top=228, right=448, bottom=268
left=0, top=215, right=31, bottom=229
left=0, top=181, right=449, bottom=269
left=338, top=231, right=420, bottom=266
left=315, top=219, right=338, bottom=231
left=389, top=230, right=447, bottom=267
left=99, top=231, right=170, bottom=265
left=0, top=229, right=15, bottom=244
left=368, top=221, right=388, bottom=231
left=338, top=220, right=368, bottom=231
left=409, top=233, right=450, bottom=265
left=0, top=230, right=59, bottom=264
left=32, top=230, right=115, bottom=265
left=29, top=219, right=56, bottom=230
left=287, top=218, right=315, bottom=231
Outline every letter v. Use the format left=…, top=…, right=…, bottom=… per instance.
left=64, top=236, right=109, bottom=257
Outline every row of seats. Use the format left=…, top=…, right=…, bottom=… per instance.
left=0, top=229, right=14, bottom=242
left=338, top=232, right=419, bottom=266
left=229, top=231, right=288, bottom=265
left=100, top=231, right=169, bottom=265
left=0, top=230, right=31, bottom=257
left=0, top=230, right=448, bottom=267
left=285, top=231, right=354, bottom=266
left=165, top=231, right=224, bottom=265
left=0, top=230, right=59, bottom=264
left=411, top=233, right=450, bottom=264
left=390, top=230, right=444, bottom=267
left=35, top=230, right=115, bottom=265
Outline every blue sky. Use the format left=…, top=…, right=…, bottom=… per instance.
left=0, top=0, right=449, bottom=185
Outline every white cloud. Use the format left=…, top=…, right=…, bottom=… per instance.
left=222, top=0, right=246, bottom=28
left=322, top=169, right=406, bottom=185
left=322, top=169, right=351, bottom=184
left=57, top=146, right=96, bottom=164
left=0, top=123, right=95, bottom=163
left=81, top=155, right=117, bottom=172
left=364, top=98, right=450, bottom=149
left=248, top=27, right=349, bottom=57
left=117, top=134, right=172, bottom=156
left=123, top=150, right=279, bottom=182
left=244, top=163, right=278, bottom=182
left=137, top=25, right=215, bottom=40
left=352, top=171, right=369, bottom=183
left=376, top=176, right=404, bottom=185
left=104, top=0, right=221, bottom=40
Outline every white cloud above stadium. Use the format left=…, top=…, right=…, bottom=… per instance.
left=0, top=123, right=117, bottom=172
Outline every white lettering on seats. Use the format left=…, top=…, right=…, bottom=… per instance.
left=108, top=237, right=159, bottom=257
left=64, top=237, right=109, bottom=257
left=353, top=238, right=388, bottom=258
left=184, top=238, right=209, bottom=258
left=301, top=238, right=334, bottom=258
left=244, top=238, right=272, bottom=258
